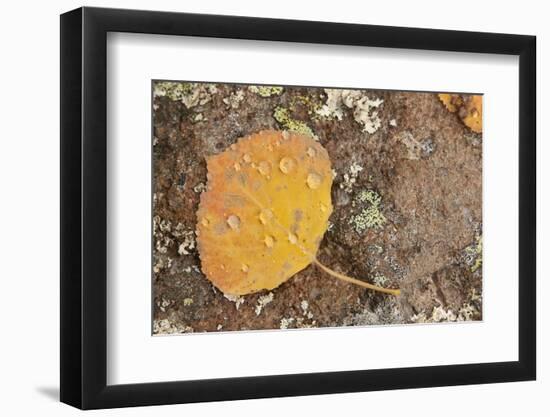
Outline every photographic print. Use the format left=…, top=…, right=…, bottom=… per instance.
left=152, top=81, right=483, bottom=335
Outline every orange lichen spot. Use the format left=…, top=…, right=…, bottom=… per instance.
left=460, top=95, right=482, bottom=133
left=438, top=93, right=461, bottom=113
left=438, top=93, right=483, bottom=133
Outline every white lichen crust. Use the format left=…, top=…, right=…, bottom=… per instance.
left=255, top=292, right=274, bottom=316
left=317, top=89, right=384, bottom=134
left=224, top=293, right=245, bottom=310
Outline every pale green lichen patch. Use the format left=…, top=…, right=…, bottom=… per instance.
left=154, top=81, right=193, bottom=100
left=153, top=81, right=217, bottom=109
left=349, top=190, right=387, bottom=233
left=358, top=189, right=382, bottom=206
left=464, top=234, right=482, bottom=272
left=249, top=85, right=284, bottom=97
left=273, top=106, right=317, bottom=139
left=289, top=95, right=323, bottom=118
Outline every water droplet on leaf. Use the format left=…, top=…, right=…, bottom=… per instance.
left=264, top=235, right=275, bottom=248
left=258, top=161, right=272, bottom=176
left=227, top=215, right=240, bottom=230
left=279, top=157, right=296, bottom=174
left=259, top=208, right=274, bottom=225
left=288, top=233, right=298, bottom=244
left=307, top=172, right=322, bottom=189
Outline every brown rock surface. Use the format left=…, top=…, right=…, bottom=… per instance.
left=152, top=82, right=483, bottom=334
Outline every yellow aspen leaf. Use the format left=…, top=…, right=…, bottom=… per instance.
left=196, top=130, right=400, bottom=296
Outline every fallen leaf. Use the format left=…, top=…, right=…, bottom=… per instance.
left=196, top=130, right=400, bottom=296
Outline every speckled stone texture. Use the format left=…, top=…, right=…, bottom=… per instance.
left=152, top=82, right=482, bottom=334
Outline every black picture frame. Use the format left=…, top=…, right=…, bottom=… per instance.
left=60, top=6, right=536, bottom=410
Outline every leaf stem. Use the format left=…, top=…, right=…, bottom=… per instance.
left=313, top=259, right=401, bottom=296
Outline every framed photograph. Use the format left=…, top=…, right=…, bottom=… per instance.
left=60, top=6, right=536, bottom=409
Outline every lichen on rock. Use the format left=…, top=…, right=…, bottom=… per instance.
left=255, top=292, right=274, bottom=316
left=399, top=131, right=435, bottom=160
left=317, top=88, right=384, bottom=134
left=273, top=106, right=317, bottom=138
left=464, top=234, right=482, bottom=272
left=339, top=162, right=364, bottom=193
left=153, top=81, right=483, bottom=333
left=154, top=81, right=217, bottom=109
left=349, top=190, right=387, bottom=233
left=438, top=93, right=483, bottom=133
left=223, top=89, right=245, bottom=109
left=249, top=85, right=284, bottom=97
